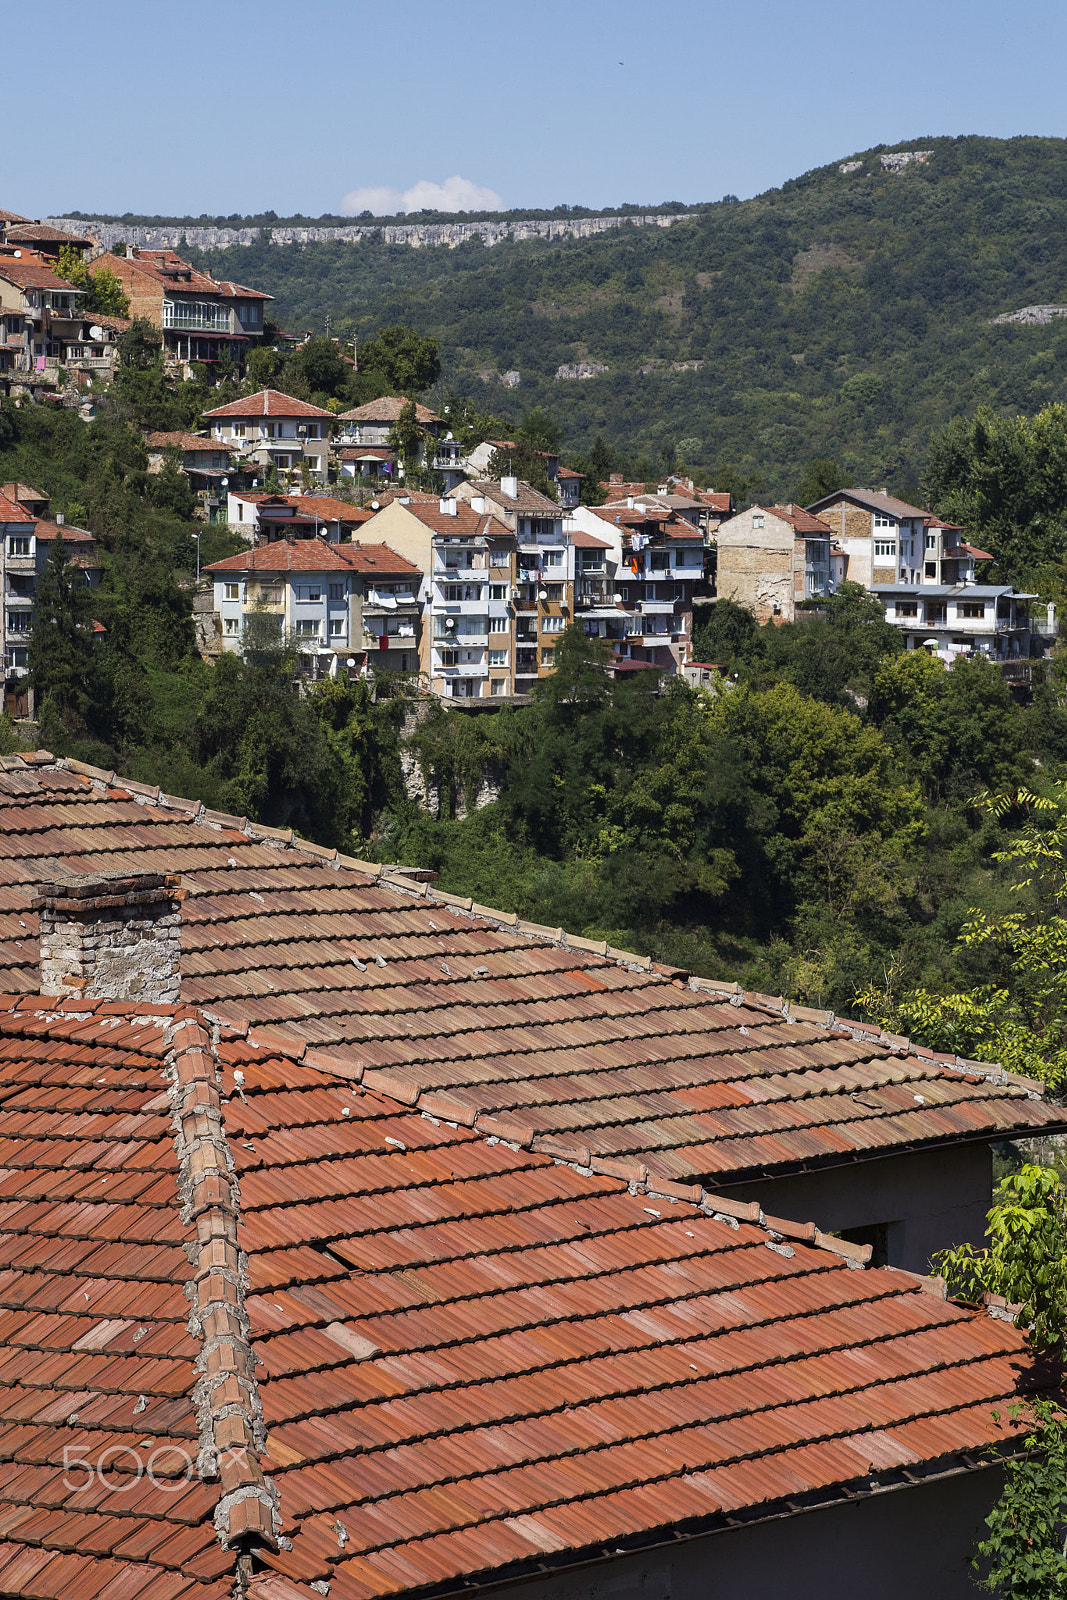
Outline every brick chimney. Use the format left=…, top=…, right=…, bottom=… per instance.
left=32, top=871, right=183, bottom=1003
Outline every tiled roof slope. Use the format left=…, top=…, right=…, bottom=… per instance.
left=0, top=999, right=234, bottom=1599
left=0, top=996, right=1045, bottom=1600
left=0, top=755, right=1059, bottom=1194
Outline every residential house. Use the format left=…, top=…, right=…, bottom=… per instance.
left=206, top=536, right=421, bottom=677
left=368, top=494, right=517, bottom=698
left=804, top=487, right=936, bottom=588
left=450, top=477, right=569, bottom=689
left=715, top=502, right=834, bottom=622
left=587, top=499, right=706, bottom=671
left=1, top=220, right=92, bottom=261
left=226, top=489, right=374, bottom=543
left=0, top=946, right=1049, bottom=1600
left=0, top=489, right=100, bottom=714
left=875, top=582, right=1036, bottom=663
left=203, top=389, right=333, bottom=483
left=88, top=247, right=271, bottom=368
left=334, top=396, right=446, bottom=481
left=0, top=250, right=85, bottom=381
left=146, top=430, right=232, bottom=510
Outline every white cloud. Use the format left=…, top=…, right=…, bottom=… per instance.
left=340, top=175, right=503, bottom=217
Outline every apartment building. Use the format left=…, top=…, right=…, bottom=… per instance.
left=225, top=490, right=374, bottom=543
left=0, top=485, right=100, bottom=714
left=333, top=396, right=451, bottom=482
left=0, top=251, right=86, bottom=380
left=874, top=582, right=1035, bottom=661
left=805, top=487, right=936, bottom=587
left=715, top=503, right=835, bottom=623
left=367, top=495, right=517, bottom=699
left=206, top=537, right=421, bottom=678
left=587, top=501, right=705, bottom=671
left=203, top=390, right=333, bottom=482
left=88, top=247, right=271, bottom=368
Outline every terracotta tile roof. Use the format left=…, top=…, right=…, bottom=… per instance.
left=215, top=279, right=273, bottom=301
left=468, top=480, right=559, bottom=515
left=0, top=994, right=1047, bottom=1599
left=92, top=248, right=249, bottom=305
left=385, top=501, right=513, bottom=541
left=807, top=488, right=931, bottom=522
left=0, top=492, right=33, bottom=524
left=206, top=538, right=419, bottom=577
left=0, top=755, right=1056, bottom=1198
left=0, top=256, right=82, bottom=294
left=280, top=496, right=374, bottom=523
left=335, top=398, right=442, bottom=426
left=739, top=505, right=834, bottom=536
left=338, top=446, right=395, bottom=461
left=147, top=431, right=221, bottom=453
left=4, top=223, right=91, bottom=247
left=203, top=390, right=333, bottom=421
left=568, top=530, right=611, bottom=548
left=34, top=520, right=95, bottom=544
left=0, top=207, right=32, bottom=224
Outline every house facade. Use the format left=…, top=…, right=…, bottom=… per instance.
left=203, top=389, right=333, bottom=482
left=87, top=247, right=271, bottom=368
left=874, top=582, right=1036, bottom=660
left=586, top=500, right=706, bottom=670
left=0, top=486, right=100, bottom=715
left=805, top=487, right=939, bottom=588
left=334, top=396, right=446, bottom=480
left=226, top=490, right=374, bottom=544
left=368, top=495, right=517, bottom=699
left=716, top=503, right=834, bottom=622
left=206, top=536, right=421, bottom=677
left=0, top=251, right=85, bottom=381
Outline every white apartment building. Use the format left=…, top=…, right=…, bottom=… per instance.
left=873, top=583, right=1035, bottom=661
left=203, top=390, right=333, bottom=483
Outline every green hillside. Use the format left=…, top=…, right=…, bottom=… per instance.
left=171, top=135, right=1067, bottom=494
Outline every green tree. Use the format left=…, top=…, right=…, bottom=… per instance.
left=484, top=441, right=553, bottom=498
left=794, top=457, right=849, bottom=507
left=54, top=247, right=130, bottom=318
left=388, top=399, right=423, bottom=474
left=516, top=407, right=562, bottom=454
left=147, top=447, right=195, bottom=521
left=974, top=1399, right=1067, bottom=1600
left=28, top=536, right=98, bottom=740
left=357, top=325, right=441, bottom=393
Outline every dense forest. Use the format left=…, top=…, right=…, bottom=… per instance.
left=122, top=133, right=1067, bottom=498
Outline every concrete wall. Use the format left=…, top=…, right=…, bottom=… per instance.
left=714, top=1142, right=992, bottom=1274
left=482, top=1466, right=1004, bottom=1600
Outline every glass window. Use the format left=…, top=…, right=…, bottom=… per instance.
left=329, top=582, right=346, bottom=600
left=224, top=583, right=240, bottom=601
left=296, top=585, right=321, bottom=601
left=874, top=539, right=897, bottom=559
left=7, top=537, right=30, bottom=557
left=541, top=615, right=564, bottom=633
left=540, top=646, right=555, bottom=666
left=295, top=619, right=320, bottom=637
left=488, top=649, right=508, bottom=666
left=328, top=618, right=345, bottom=636
left=224, top=617, right=240, bottom=636
left=958, top=602, right=986, bottom=619
left=547, top=583, right=563, bottom=601
left=489, top=584, right=507, bottom=600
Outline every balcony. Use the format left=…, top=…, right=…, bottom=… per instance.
left=161, top=300, right=233, bottom=334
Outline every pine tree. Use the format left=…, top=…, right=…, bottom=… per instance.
left=28, top=536, right=97, bottom=739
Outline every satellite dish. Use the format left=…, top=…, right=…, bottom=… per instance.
left=89, top=325, right=105, bottom=341
left=445, top=617, right=455, bottom=630
left=371, top=500, right=380, bottom=510
left=538, top=587, right=548, bottom=601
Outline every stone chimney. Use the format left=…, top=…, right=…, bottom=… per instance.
left=33, top=871, right=183, bottom=1003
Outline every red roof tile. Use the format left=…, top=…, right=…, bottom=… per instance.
left=0, top=754, right=1056, bottom=1202
left=336, top=399, right=442, bottom=426
left=205, top=540, right=419, bottom=577
left=0, top=997, right=1047, bottom=1599
left=203, top=391, right=333, bottom=422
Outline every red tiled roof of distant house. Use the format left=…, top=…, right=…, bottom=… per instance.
left=392, top=499, right=514, bottom=540
left=147, top=431, right=220, bottom=452
left=215, top=279, right=273, bottom=301
left=90, top=248, right=237, bottom=302
left=807, top=487, right=932, bottom=521
left=568, top=529, right=611, bottom=547
left=203, top=389, right=334, bottom=421
left=206, top=538, right=419, bottom=577
left=4, top=222, right=92, bottom=248
left=0, top=255, right=82, bottom=294
left=0, top=207, right=31, bottom=224
left=0, top=993, right=1048, bottom=1600
left=741, top=505, right=834, bottom=537
left=336, top=397, right=442, bottom=425
left=338, top=446, right=395, bottom=461
left=34, top=520, right=95, bottom=543
left=556, top=465, right=584, bottom=479
left=0, top=755, right=1056, bottom=1196
left=468, top=479, right=559, bottom=513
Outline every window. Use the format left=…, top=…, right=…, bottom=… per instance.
left=958, top=602, right=986, bottom=619
left=6, top=612, right=30, bottom=635
left=925, top=533, right=936, bottom=549
left=490, top=553, right=509, bottom=569
left=540, top=647, right=555, bottom=666
left=305, top=424, right=319, bottom=440
left=488, top=649, right=508, bottom=667
left=490, top=677, right=507, bottom=696
left=924, top=563, right=936, bottom=578
left=752, top=513, right=765, bottom=529
left=895, top=601, right=918, bottom=618
left=541, top=615, right=564, bottom=633
left=255, top=584, right=281, bottom=604
left=233, top=423, right=245, bottom=438
left=328, top=582, right=346, bottom=600
left=224, top=583, right=240, bottom=601
left=7, top=538, right=30, bottom=557
left=926, top=603, right=947, bottom=624
left=294, top=620, right=320, bottom=638
left=224, top=617, right=240, bottom=636
left=543, top=550, right=563, bottom=567
left=328, top=618, right=345, bottom=637
left=874, top=539, right=897, bottom=559
left=489, top=584, right=507, bottom=601
left=296, top=585, right=321, bottom=601
left=546, top=583, right=563, bottom=601
left=873, top=514, right=896, bottom=530
left=618, top=586, right=630, bottom=601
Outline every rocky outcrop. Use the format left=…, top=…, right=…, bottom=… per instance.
left=993, top=304, right=1067, bottom=326
left=556, top=361, right=609, bottom=380
left=47, top=212, right=696, bottom=255
left=880, top=151, right=932, bottom=172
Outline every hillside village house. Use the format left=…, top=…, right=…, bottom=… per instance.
left=206, top=536, right=421, bottom=677
left=88, top=246, right=271, bottom=368
left=226, top=489, right=374, bottom=543
left=0, top=763, right=1061, bottom=1597
left=203, top=389, right=333, bottom=482
left=0, top=250, right=85, bottom=379
left=579, top=498, right=705, bottom=670
left=0, top=217, right=92, bottom=260
left=0, top=484, right=100, bottom=715
left=334, top=395, right=448, bottom=480
left=146, top=430, right=232, bottom=510
left=369, top=494, right=518, bottom=698
left=715, top=503, right=835, bottom=622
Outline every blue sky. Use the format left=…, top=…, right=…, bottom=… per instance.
left=15, top=0, right=1067, bottom=219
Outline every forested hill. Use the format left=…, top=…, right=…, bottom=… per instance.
left=82, top=136, right=1067, bottom=495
